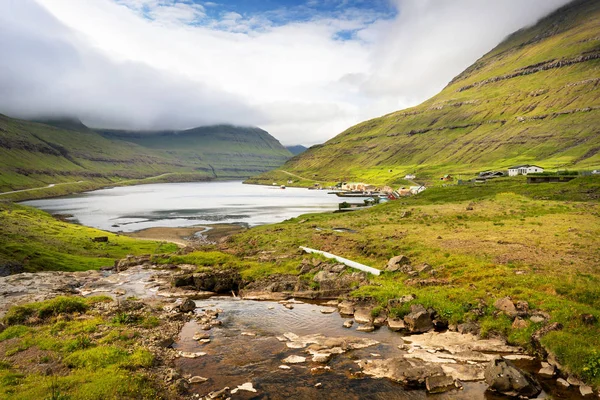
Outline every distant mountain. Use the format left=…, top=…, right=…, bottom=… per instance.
left=286, top=145, right=308, bottom=155
left=256, top=0, right=600, bottom=185
left=0, top=115, right=292, bottom=193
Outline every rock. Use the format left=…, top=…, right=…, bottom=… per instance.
left=179, top=298, right=196, bottom=313
left=567, top=375, right=585, bottom=386
left=404, top=305, right=433, bottom=333
left=358, top=357, right=443, bottom=386
left=516, top=301, right=530, bottom=316
left=189, top=376, right=208, bottom=384
left=484, top=357, right=541, bottom=398
left=494, top=297, right=518, bottom=317
left=284, top=303, right=294, bottom=310
left=283, top=355, right=306, bottom=364
left=315, top=382, right=322, bottom=388
left=338, top=300, right=355, bottom=316
left=207, top=386, right=230, bottom=399
left=172, top=274, right=193, bottom=287
left=343, top=320, right=354, bottom=328
left=356, top=324, right=375, bottom=332
left=580, top=385, right=593, bottom=396
left=538, top=363, right=556, bottom=377
left=231, top=382, right=257, bottom=394
left=457, top=322, right=479, bottom=335
left=387, top=318, right=406, bottom=332
left=312, top=353, right=333, bottom=363
left=279, top=365, right=291, bottom=370
left=241, top=331, right=256, bottom=337
left=530, top=315, right=545, bottom=323
left=373, top=311, right=388, bottom=327
left=386, top=255, right=411, bottom=272
left=92, top=236, right=109, bottom=243
left=556, top=378, right=570, bottom=387
left=164, top=368, right=180, bottom=383
left=313, top=271, right=338, bottom=283
left=426, top=375, right=456, bottom=394
left=193, top=269, right=241, bottom=293
left=581, top=313, right=597, bottom=325
left=414, top=264, right=433, bottom=274
left=178, top=351, right=206, bottom=359
left=512, top=317, right=529, bottom=329
left=193, top=332, right=210, bottom=341
left=388, top=295, right=416, bottom=308
left=320, top=307, right=337, bottom=314
left=353, top=307, right=373, bottom=324
left=173, top=378, right=189, bottom=394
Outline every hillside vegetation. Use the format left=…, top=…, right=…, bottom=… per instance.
left=0, top=116, right=291, bottom=195
left=255, top=0, right=600, bottom=185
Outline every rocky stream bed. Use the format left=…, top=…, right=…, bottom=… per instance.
left=0, top=258, right=596, bottom=399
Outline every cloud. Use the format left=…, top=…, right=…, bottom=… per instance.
left=0, top=0, right=571, bottom=145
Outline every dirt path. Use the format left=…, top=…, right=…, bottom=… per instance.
left=0, top=181, right=86, bottom=196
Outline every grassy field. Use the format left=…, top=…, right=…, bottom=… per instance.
left=221, top=176, right=600, bottom=386
left=0, top=296, right=170, bottom=399
left=0, top=202, right=178, bottom=272
left=257, top=0, right=600, bottom=186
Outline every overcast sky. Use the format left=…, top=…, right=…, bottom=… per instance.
left=0, top=0, right=571, bottom=145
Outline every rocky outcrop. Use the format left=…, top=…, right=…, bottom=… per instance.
left=0, top=261, right=24, bottom=277
left=404, top=304, right=434, bottom=333
left=484, top=357, right=542, bottom=398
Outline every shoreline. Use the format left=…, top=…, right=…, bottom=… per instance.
left=125, top=224, right=247, bottom=247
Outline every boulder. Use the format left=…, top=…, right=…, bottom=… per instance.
left=193, top=269, right=241, bottom=293
left=386, top=255, right=410, bottom=272
left=484, top=358, right=541, bottom=398
left=494, top=297, right=518, bottom=317
left=179, top=298, right=196, bottom=313
left=512, top=317, right=529, bottom=329
left=404, top=305, right=433, bottom=333
left=579, top=385, right=593, bottom=396
left=354, top=307, right=373, bottom=324
left=387, top=318, right=406, bottom=332
left=172, top=274, right=193, bottom=287
left=373, top=310, right=388, bottom=327
left=338, top=300, right=355, bottom=316
left=457, top=322, right=480, bottom=335
left=425, top=375, right=456, bottom=394
left=538, top=362, right=556, bottom=377
left=356, top=324, right=375, bottom=332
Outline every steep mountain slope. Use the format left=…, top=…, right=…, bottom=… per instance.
left=260, top=0, right=600, bottom=185
left=0, top=115, right=292, bottom=193
left=98, top=125, right=292, bottom=178
left=286, top=145, right=308, bottom=155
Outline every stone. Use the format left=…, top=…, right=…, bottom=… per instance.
left=494, top=297, right=518, bottom=317
left=343, top=320, right=354, bottom=328
left=373, top=311, right=388, bottom=327
left=580, top=385, right=593, bottom=396
left=426, top=375, right=456, bottom=394
left=516, top=300, right=530, bottom=316
left=193, top=332, right=210, bottom=341
left=338, top=300, right=355, bottom=316
left=279, top=365, right=291, bottom=370
left=512, top=317, right=529, bottom=329
left=530, top=315, right=545, bottom=323
left=387, top=318, right=406, bottom=332
left=484, top=357, right=541, bottom=398
left=538, top=363, right=556, bottom=377
left=320, top=307, right=337, bottom=314
left=358, top=357, right=443, bottom=385
left=283, top=355, right=306, bottom=364
left=312, top=353, right=333, bottom=363
left=92, top=236, right=109, bottom=243
left=189, top=376, right=208, bottom=384
left=207, top=386, right=230, bottom=399
left=556, top=378, right=570, bottom=387
left=386, top=255, right=411, bottom=271
left=164, top=368, right=180, bottom=383
left=178, top=351, right=206, bottom=359
left=192, top=269, right=241, bottom=293
left=567, top=375, right=584, bottom=386
left=457, top=322, right=479, bottom=335
left=414, top=264, right=433, bottom=274
left=356, top=324, right=375, bottom=332
left=353, top=307, right=373, bottom=324
left=179, top=298, right=196, bottom=313
left=388, top=295, right=416, bottom=308
left=231, top=382, right=257, bottom=394
left=404, top=305, right=433, bottom=333
left=173, top=378, right=189, bottom=394
left=581, top=313, right=597, bottom=325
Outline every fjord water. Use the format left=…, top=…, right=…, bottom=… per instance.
left=22, top=181, right=342, bottom=232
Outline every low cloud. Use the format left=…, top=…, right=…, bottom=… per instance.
left=0, top=0, right=571, bottom=144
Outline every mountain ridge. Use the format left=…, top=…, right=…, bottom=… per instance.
left=252, top=0, right=600, bottom=186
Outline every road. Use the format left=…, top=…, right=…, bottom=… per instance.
left=0, top=181, right=86, bottom=196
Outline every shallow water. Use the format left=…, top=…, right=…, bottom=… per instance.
left=174, top=297, right=559, bottom=400
left=21, top=181, right=348, bottom=232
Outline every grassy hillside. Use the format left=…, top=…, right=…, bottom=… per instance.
left=98, top=125, right=292, bottom=178
left=0, top=116, right=292, bottom=195
left=256, top=0, right=600, bottom=185
left=0, top=202, right=177, bottom=273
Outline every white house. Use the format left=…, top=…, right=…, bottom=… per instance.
left=405, top=174, right=416, bottom=180
left=508, top=165, right=544, bottom=176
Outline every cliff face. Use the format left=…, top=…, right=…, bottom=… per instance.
left=263, top=0, right=600, bottom=184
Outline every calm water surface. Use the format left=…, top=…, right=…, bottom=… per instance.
left=23, top=181, right=345, bottom=232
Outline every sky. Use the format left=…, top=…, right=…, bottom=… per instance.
left=0, top=0, right=571, bottom=145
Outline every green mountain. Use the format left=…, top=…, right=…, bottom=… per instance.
left=0, top=115, right=292, bottom=194
left=286, top=145, right=308, bottom=156
left=256, top=0, right=600, bottom=185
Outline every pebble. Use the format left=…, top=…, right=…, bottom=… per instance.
left=241, top=332, right=256, bottom=337
left=356, top=324, right=375, bottom=332
left=231, top=382, right=257, bottom=394
left=279, top=365, right=291, bottom=370
left=189, top=376, right=208, bottom=384
left=283, top=355, right=306, bottom=364
left=343, top=320, right=354, bottom=328
left=320, top=307, right=337, bottom=314
left=557, top=378, right=570, bottom=387
left=178, top=351, right=206, bottom=359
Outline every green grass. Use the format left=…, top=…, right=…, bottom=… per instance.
left=0, top=298, right=162, bottom=399
left=254, top=0, right=600, bottom=186
left=0, top=202, right=178, bottom=272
